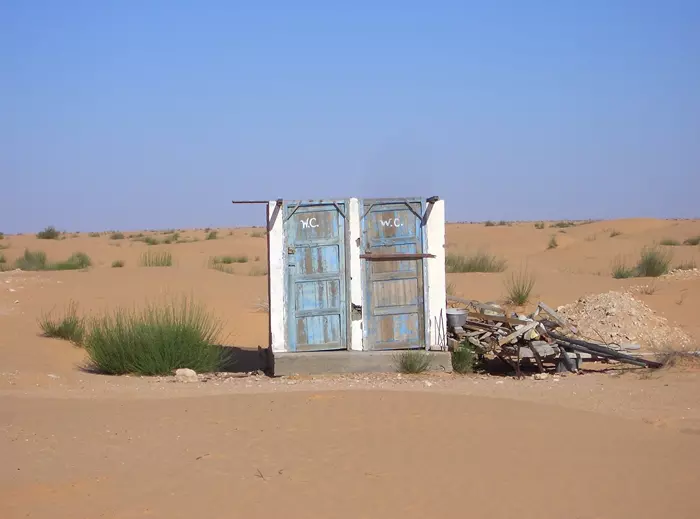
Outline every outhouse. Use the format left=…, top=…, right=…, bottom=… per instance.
left=263, top=197, right=447, bottom=361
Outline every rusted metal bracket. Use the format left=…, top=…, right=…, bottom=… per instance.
left=283, top=201, right=346, bottom=222
left=360, top=253, right=435, bottom=260
left=361, top=199, right=422, bottom=221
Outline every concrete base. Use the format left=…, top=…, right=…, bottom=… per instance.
left=270, top=350, right=453, bottom=377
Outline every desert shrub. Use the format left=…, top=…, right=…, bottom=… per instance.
left=112, top=260, right=125, bottom=268
left=484, top=221, right=495, bottom=227
left=14, top=250, right=48, bottom=270
left=38, top=301, right=85, bottom=345
left=609, top=229, right=622, bottom=238
left=211, top=255, right=248, bottom=265
left=206, top=230, right=218, bottom=240
left=660, top=238, right=680, bottom=246
left=140, top=250, right=173, bottom=267
left=683, top=236, right=700, bottom=246
left=393, top=350, right=432, bottom=374
left=550, top=221, right=575, bottom=228
left=0, top=253, right=5, bottom=264
left=53, top=252, right=92, bottom=270
left=162, top=232, right=180, bottom=244
left=497, top=220, right=508, bottom=226
left=452, top=340, right=477, bottom=374
left=36, top=226, right=60, bottom=239
left=675, top=260, right=697, bottom=271
left=0, top=232, right=4, bottom=240
left=611, top=256, right=635, bottom=279
left=547, top=235, right=558, bottom=249
left=504, top=267, right=535, bottom=305
left=130, top=233, right=144, bottom=239
left=110, top=232, right=125, bottom=240
left=534, top=222, right=545, bottom=230
left=445, top=252, right=507, bottom=273
left=88, top=232, right=101, bottom=238
left=143, top=236, right=160, bottom=245
left=636, top=246, right=672, bottom=277
left=250, top=231, right=266, bottom=238
left=84, top=298, right=226, bottom=375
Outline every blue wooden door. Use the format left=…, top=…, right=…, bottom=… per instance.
left=362, top=199, right=425, bottom=350
left=286, top=201, right=348, bottom=352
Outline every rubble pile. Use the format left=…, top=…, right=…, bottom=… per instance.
left=557, top=291, right=693, bottom=350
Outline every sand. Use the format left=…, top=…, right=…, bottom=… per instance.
left=1, top=219, right=699, bottom=518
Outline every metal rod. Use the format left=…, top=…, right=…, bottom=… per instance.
left=232, top=200, right=276, bottom=204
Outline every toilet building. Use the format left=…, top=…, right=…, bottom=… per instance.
left=264, top=197, right=447, bottom=355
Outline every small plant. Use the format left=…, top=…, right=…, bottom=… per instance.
left=446, top=282, right=456, bottom=296
left=683, top=236, right=700, bottom=246
left=451, top=340, right=477, bottom=374
left=504, top=267, right=535, bottom=306
left=445, top=252, right=507, bottom=273
left=38, top=301, right=85, bottom=345
left=112, top=260, right=125, bottom=268
left=162, top=232, right=180, bottom=244
left=497, top=220, right=508, bottom=226
left=88, top=232, right=100, bottom=238
left=110, top=232, right=125, bottom=240
left=534, top=222, right=545, bottom=230
left=254, top=256, right=260, bottom=262
left=210, top=255, right=248, bottom=265
left=393, top=350, right=432, bottom=374
left=206, top=230, right=218, bottom=240
left=0, top=232, right=4, bottom=240
left=14, top=250, right=48, bottom=270
left=143, top=236, right=160, bottom=245
left=550, top=221, right=575, bottom=228
left=547, top=235, right=558, bottom=249
left=639, top=283, right=657, bottom=295
left=660, top=238, right=680, bottom=246
left=83, top=297, right=226, bottom=375
left=484, top=221, right=496, bottom=227
left=675, top=260, right=697, bottom=271
left=249, top=266, right=268, bottom=276
left=140, top=250, right=173, bottom=267
left=130, top=233, right=145, bottom=239
left=0, top=253, right=5, bottom=264
left=53, top=252, right=92, bottom=270
left=636, top=246, right=672, bottom=277
left=611, top=256, right=635, bottom=279
left=36, top=226, right=60, bottom=239
left=250, top=231, right=266, bottom=238
left=609, top=229, right=622, bottom=238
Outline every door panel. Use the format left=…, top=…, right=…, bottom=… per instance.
left=286, top=202, right=347, bottom=352
left=362, top=200, right=425, bottom=350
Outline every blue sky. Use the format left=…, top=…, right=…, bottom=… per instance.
left=2, top=0, right=698, bottom=233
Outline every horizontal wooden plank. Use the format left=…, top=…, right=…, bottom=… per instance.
left=467, top=312, right=530, bottom=326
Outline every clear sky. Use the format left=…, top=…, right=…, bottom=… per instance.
left=2, top=0, right=699, bottom=233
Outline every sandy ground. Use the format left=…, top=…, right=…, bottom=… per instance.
left=1, top=219, right=699, bottom=518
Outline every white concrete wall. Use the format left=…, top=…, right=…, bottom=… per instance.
left=268, top=201, right=286, bottom=353
left=348, top=198, right=364, bottom=351
left=424, top=200, right=447, bottom=350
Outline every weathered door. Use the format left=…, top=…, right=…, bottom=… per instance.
left=362, top=199, right=426, bottom=350
left=285, top=201, right=348, bottom=351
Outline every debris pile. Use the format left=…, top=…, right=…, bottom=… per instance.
left=663, top=268, right=700, bottom=281
left=446, top=295, right=664, bottom=377
left=557, top=291, right=693, bottom=350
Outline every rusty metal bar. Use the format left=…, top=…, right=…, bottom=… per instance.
left=232, top=199, right=282, bottom=205
left=360, top=253, right=435, bottom=260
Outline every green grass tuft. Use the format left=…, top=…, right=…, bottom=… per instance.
left=550, top=221, right=575, bottom=228
left=0, top=232, right=4, bottom=240
left=393, top=350, right=432, bottom=374
left=609, top=229, right=622, bottom=238
left=38, top=301, right=85, bottom=345
left=547, top=235, right=558, bottom=249
left=36, top=226, right=60, bottom=239
left=139, top=250, right=173, bottom=267
left=250, top=231, right=266, bottom=238
left=0, top=253, right=5, bottom=264
left=534, top=222, right=545, bottom=230
left=683, top=236, right=700, bottom=246
left=611, top=256, right=635, bottom=279
left=110, top=232, right=125, bottom=240
left=451, top=340, right=477, bottom=374
left=52, top=252, right=92, bottom=270
left=83, top=298, right=226, bottom=375
left=660, top=238, right=680, bottom=246
left=249, top=266, right=268, bottom=276
left=484, top=220, right=495, bottom=227
left=636, top=246, right=672, bottom=277
left=88, top=232, right=101, bottom=238
left=112, top=260, right=125, bottom=268
left=445, top=252, right=507, bottom=273
left=504, top=267, right=536, bottom=305
left=206, top=230, right=218, bottom=240
left=210, top=255, right=248, bottom=265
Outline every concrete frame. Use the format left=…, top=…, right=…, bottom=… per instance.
left=268, top=197, right=446, bottom=354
